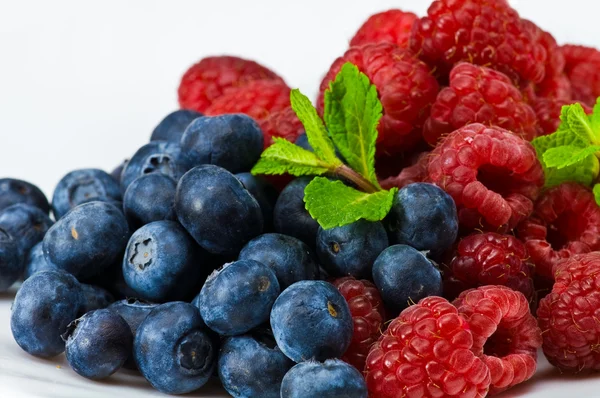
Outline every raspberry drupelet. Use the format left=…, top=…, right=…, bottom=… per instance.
left=259, top=107, right=304, bottom=149
left=562, top=45, right=600, bottom=107
left=350, top=9, right=417, bottom=48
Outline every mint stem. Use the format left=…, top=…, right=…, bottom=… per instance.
left=335, top=164, right=379, bottom=193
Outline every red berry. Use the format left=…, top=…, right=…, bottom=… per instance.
left=521, top=19, right=565, bottom=81
left=178, top=56, right=284, bottom=112
left=317, top=43, right=439, bottom=156
left=365, top=296, right=490, bottom=398
left=537, top=252, right=600, bottom=371
left=517, top=182, right=600, bottom=280
left=423, top=63, right=539, bottom=146
left=562, top=45, right=600, bottom=107
left=350, top=9, right=417, bottom=48
left=534, top=74, right=572, bottom=101
left=331, top=277, right=385, bottom=371
left=427, top=124, right=544, bottom=231
left=259, top=107, right=304, bottom=149
left=380, top=152, right=430, bottom=190
left=453, top=286, right=542, bottom=395
left=410, top=0, right=546, bottom=85
left=445, top=233, right=534, bottom=302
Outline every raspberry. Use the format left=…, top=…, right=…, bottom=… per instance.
left=205, top=80, right=291, bottom=122
left=365, top=296, right=490, bottom=398
left=521, top=19, right=565, bottom=81
left=453, top=286, right=542, bottom=395
left=259, top=107, right=304, bottom=149
left=562, top=45, right=600, bottom=107
left=410, top=0, right=546, bottom=85
left=445, top=233, right=535, bottom=302
left=427, top=124, right=544, bottom=231
left=350, top=9, right=417, bottom=48
left=534, top=74, right=573, bottom=102
left=178, top=56, right=284, bottom=112
left=331, top=277, right=385, bottom=371
left=537, top=253, right=600, bottom=372
left=317, top=43, right=439, bottom=156
left=423, top=63, right=540, bottom=146
left=380, top=152, right=430, bottom=190
left=517, top=182, right=600, bottom=280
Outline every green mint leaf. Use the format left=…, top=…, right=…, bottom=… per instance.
left=290, top=89, right=342, bottom=167
left=323, top=62, right=381, bottom=188
left=589, top=98, right=600, bottom=134
left=544, top=154, right=599, bottom=188
left=531, top=126, right=587, bottom=156
left=251, top=137, right=332, bottom=176
left=543, top=145, right=600, bottom=169
left=566, top=103, right=597, bottom=144
left=304, top=177, right=397, bottom=229
left=594, top=183, right=600, bottom=207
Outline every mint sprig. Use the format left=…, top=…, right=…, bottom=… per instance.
left=251, top=62, right=397, bottom=229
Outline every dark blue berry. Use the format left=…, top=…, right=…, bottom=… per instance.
left=123, top=174, right=176, bottom=228
left=110, top=159, right=128, bottom=183
left=235, top=172, right=278, bottom=230
left=273, top=177, right=318, bottom=248
left=270, top=280, right=352, bottom=363
left=79, top=283, right=115, bottom=313
left=24, top=242, right=58, bottom=280
left=134, top=302, right=217, bottom=394
left=151, top=109, right=203, bottom=142
left=0, top=227, right=22, bottom=291
left=0, top=178, right=49, bottom=214
left=0, top=203, right=53, bottom=258
left=294, top=133, right=312, bottom=151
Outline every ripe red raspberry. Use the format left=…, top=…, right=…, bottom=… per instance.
left=204, top=80, right=291, bottom=122
left=517, top=182, right=600, bottom=280
left=537, top=252, right=600, bottom=371
left=178, top=56, right=284, bottom=112
left=410, top=0, right=546, bottom=85
left=562, top=45, right=600, bottom=107
left=365, top=296, right=490, bottom=398
left=317, top=43, right=439, bottom=156
left=534, top=74, right=572, bottom=102
left=259, top=107, right=304, bottom=149
left=428, top=124, right=544, bottom=231
left=331, top=277, right=385, bottom=371
left=453, top=286, right=542, bottom=395
left=350, top=9, right=417, bottom=48
left=423, top=63, right=540, bottom=146
left=445, top=233, right=534, bottom=302
left=380, top=152, right=430, bottom=190
left=521, top=20, right=565, bottom=81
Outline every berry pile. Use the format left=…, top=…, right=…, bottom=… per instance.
left=4, top=1, right=600, bottom=397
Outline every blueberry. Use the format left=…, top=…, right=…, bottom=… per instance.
left=218, top=329, right=294, bottom=398
left=273, top=177, right=319, bottom=248
left=52, top=168, right=122, bottom=220
left=123, top=220, right=206, bottom=302
left=270, top=280, right=352, bottom=362
left=198, top=259, right=280, bottom=336
left=79, top=283, right=115, bottom=313
left=0, top=178, right=50, bottom=214
left=43, top=202, right=130, bottom=280
left=294, top=133, right=312, bottom=151
left=108, top=298, right=158, bottom=369
left=386, top=183, right=458, bottom=256
left=11, top=270, right=82, bottom=357
left=63, top=309, right=132, bottom=380
left=134, top=302, right=217, bottom=394
left=0, top=228, right=22, bottom=291
left=120, top=141, right=192, bottom=194
left=0, top=203, right=53, bottom=258
left=239, top=233, right=318, bottom=289
left=180, top=114, right=263, bottom=173
left=24, top=242, right=58, bottom=280
left=280, top=359, right=368, bottom=398
left=151, top=109, right=203, bottom=142
left=175, top=165, right=263, bottom=256
left=110, top=159, right=128, bottom=183
left=235, top=172, right=278, bottom=229
left=372, top=244, right=442, bottom=316
left=316, top=220, right=388, bottom=279
left=123, top=174, right=176, bottom=228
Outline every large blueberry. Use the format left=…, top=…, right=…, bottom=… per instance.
left=280, top=359, right=368, bottom=398
left=175, top=165, right=263, bottom=256
left=63, top=309, right=132, bottom=380
left=24, top=242, right=58, bottom=280
left=110, top=159, right=128, bottom=183
left=151, top=109, right=203, bottom=142
left=239, top=233, right=317, bottom=289
left=180, top=114, right=263, bottom=173
left=235, top=172, right=278, bottom=229
left=316, top=220, right=388, bottom=279
left=294, top=133, right=312, bottom=151
left=198, top=259, right=279, bottom=336
left=120, top=141, right=192, bottom=194
left=219, top=329, right=294, bottom=398
left=0, top=228, right=22, bottom=291
left=43, top=202, right=130, bottom=280
left=0, top=203, right=53, bottom=258
left=273, top=177, right=319, bottom=247
left=123, top=174, right=176, bottom=228
left=79, top=283, right=115, bottom=313
left=134, top=302, right=217, bottom=394
left=52, top=168, right=121, bottom=219
left=386, top=183, right=458, bottom=255
left=0, top=178, right=49, bottom=214
left=123, top=221, right=206, bottom=302
left=270, top=280, right=352, bottom=363
left=372, top=244, right=442, bottom=316
left=11, top=270, right=82, bottom=357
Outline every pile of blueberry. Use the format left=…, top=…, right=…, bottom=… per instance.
left=2, top=108, right=458, bottom=397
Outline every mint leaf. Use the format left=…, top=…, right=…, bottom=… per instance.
left=543, top=145, right=600, bottom=169
left=594, top=184, right=600, bottom=207
left=290, top=89, right=341, bottom=167
left=590, top=98, right=600, bottom=133
left=304, top=177, right=397, bottom=229
left=566, top=103, right=597, bottom=144
left=251, top=137, right=331, bottom=176
left=324, top=62, right=381, bottom=188
left=544, top=154, right=599, bottom=187
left=531, top=129, right=587, bottom=156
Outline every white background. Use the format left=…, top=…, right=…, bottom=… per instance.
left=0, top=0, right=599, bottom=196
